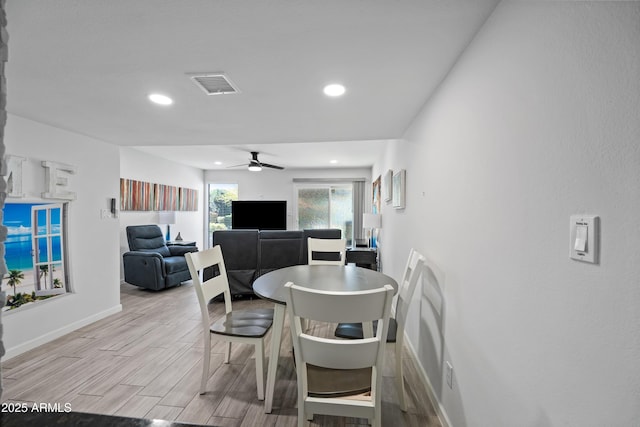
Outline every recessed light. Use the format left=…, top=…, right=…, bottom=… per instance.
left=330, top=159, right=338, bottom=164
left=323, top=84, right=346, bottom=97
left=214, top=161, right=222, bottom=165
left=148, top=93, right=173, bottom=105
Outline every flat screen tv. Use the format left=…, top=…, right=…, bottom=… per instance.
left=231, top=200, right=287, bottom=230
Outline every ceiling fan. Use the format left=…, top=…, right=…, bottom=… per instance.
left=228, top=151, right=285, bottom=172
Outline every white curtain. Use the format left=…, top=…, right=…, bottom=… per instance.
left=352, top=180, right=366, bottom=243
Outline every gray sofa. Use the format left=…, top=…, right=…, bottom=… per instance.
left=208, top=228, right=342, bottom=297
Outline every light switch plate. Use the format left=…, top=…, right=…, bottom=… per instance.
left=570, top=215, right=599, bottom=264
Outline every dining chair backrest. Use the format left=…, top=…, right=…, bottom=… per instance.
left=185, top=245, right=233, bottom=332
left=394, top=248, right=426, bottom=331
left=285, top=281, right=394, bottom=427
left=307, top=237, right=346, bottom=266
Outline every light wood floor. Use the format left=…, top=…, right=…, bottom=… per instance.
left=2, top=282, right=441, bottom=426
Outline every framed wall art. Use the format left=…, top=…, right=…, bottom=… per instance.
left=120, top=178, right=198, bottom=211
left=372, top=175, right=381, bottom=214
left=383, top=169, right=393, bottom=202
left=392, top=169, right=406, bottom=209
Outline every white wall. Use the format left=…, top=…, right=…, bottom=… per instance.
left=374, top=2, right=640, bottom=426
left=205, top=167, right=371, bottom=231
left=119, top=147, right=204, bottom=281
left=3, top=114, right=122, bottom=359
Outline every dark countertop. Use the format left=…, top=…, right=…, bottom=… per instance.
left=0, top=411, right=210, bottom=427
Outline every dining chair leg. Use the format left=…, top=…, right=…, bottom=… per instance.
left=265, top=303, right=286, bottom=413
left=200, top=332, right=211, bottom=394
left=395, top=333, right=407, bottom=411
left=298, top=403, right=307, bottom=427
left=224, top=341, right=231, bottom=364
left=255, top=339, right=265, bottom=400
left=373, top=410, right=381, bottom=427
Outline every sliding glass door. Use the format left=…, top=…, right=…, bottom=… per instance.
left=295, top=184, right=353, bottom=246
left=207, top=183, right=238, bottom=247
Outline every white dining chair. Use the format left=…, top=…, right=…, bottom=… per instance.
left=285, top=281, right=394, bottom=427
left=185, top=245, right=274, bottom=400
left=334, top=248, right=426, bottom=411
left=307, top=237, right=346, bottom=266
left=304, top=237, right=347, bottom=330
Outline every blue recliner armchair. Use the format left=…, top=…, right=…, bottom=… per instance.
left=123, top=225, right=198, bottom=291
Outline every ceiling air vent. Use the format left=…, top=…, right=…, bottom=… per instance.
left=189, top=73, right=240, bottom=95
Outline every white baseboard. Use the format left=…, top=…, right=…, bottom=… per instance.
left=3, top=304, right=123, bottom=361
left=404, top=337, right=453, bottom=427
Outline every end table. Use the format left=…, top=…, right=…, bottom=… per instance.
left=346, top=247, right=378, bottom=271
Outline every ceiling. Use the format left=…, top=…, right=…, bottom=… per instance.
left=5, top=0, right=499, bottom=170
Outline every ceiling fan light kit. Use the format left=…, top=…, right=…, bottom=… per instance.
left=228, top=151, right=284, bottom=172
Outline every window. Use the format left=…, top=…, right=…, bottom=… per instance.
left=32, top=204, right=67, bottom=295
left=3, top=202, right=69, bottom=310
left=295, top=183, right=353, bottom=246
left=207, top=183, right=238, bottom=247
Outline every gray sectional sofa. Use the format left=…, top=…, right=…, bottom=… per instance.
left=208, top=228, right=342, bottom=297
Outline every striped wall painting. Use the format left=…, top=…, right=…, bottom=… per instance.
left=120, top=178, right=198, bottom=211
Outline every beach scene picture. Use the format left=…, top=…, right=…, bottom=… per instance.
left=3, top=202, right=66, bottom=310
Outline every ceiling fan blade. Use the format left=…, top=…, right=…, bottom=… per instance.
left=225, top=162, right=248, bottom=168
left=260, top=162, right=285, bottom=170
